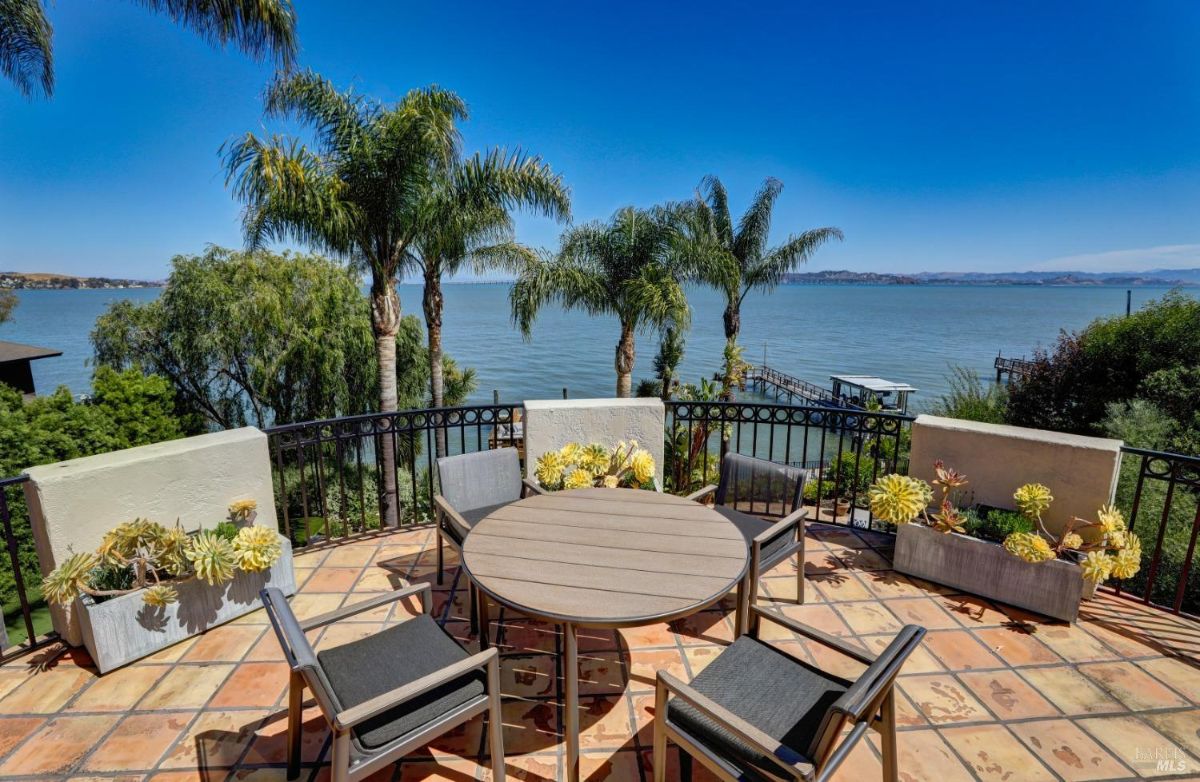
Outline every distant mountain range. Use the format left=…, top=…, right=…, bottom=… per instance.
left=0, top=272, right=162, bottom=290
left=782, top=269, right=1200, bottom=286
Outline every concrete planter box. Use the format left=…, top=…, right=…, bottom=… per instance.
left=76, top=534, right=295, bottom=673
left=894, top=523, right=1085, bottom=622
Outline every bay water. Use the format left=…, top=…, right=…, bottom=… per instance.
left=0, top=284, right=1179, bottom=411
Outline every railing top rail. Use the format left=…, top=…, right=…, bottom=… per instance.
left=263, top=402, right=517, bottom=436
left=665, top=398, right=916, bottom=422
left=0, top=474, right=29, bottom=488
left=1119, top=444, right=1200, bottom=465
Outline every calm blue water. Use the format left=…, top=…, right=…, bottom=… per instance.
left=0, top=284, right=1179, bottom=411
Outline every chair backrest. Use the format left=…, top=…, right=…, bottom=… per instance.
left=808, top=624, right=926, bottom=764
left=714, top=452, right=807, bottom=517
left=260, top=587, right=341, bottom=718
left=436, top=447, right=523, bottom=513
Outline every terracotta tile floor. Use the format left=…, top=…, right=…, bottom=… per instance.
left=1, top=522, right=1198, bottom=781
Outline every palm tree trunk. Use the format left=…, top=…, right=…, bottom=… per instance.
left=371, top=275, right=402, bottom=527
left=423, top=266, right=447, bottom=458
left=615, top=322, right=635, bottom=398
left=723, top=302, right=740, bottom=343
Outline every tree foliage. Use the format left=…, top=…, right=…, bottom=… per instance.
left=92, top=246, right=475, bottom=430
left=1, top=0, right=296, bottom=99
left=0, top=288, right=15, bottom=324
left=1006, top=291, right=1200, bottom=453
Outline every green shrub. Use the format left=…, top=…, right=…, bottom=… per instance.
left=962, top=507, right=1033, bottom=543
left=803, top=479, right=837, bottom=502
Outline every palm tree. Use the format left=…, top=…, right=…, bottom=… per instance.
left=687, top=175, right=843, bottom=358
left=511, top=205, right=690, bottom=398
left=407, top=163, right=568, bottom=456
left=225, top=70, right=566, bottom=522
left=1, top=0, right=296, bottom=98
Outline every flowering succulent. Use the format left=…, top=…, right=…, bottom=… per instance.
left=534, top=450, right=566, bottom=489
left=1080, top=550, right=1114, bottom=582
left=41, top=551, right=99, bottom=606
left=535, top=441, right=657, bottom=491
left=228, top=499, right=258, bottom=524
left=186, top=530, right=238, bottom=586
left=563, top=468, right=594, bottom=490
left=630, top=449, right=655, bottom=485
left=1004, top=531, right=1056, bottom=563
left=232, top=525, right=282, bottom=572
left=1002, top=483, right=1141, bottom=586
left=142, top=584, right=179, bottom=607
left=868, top=474, right=932, bottom=526
left=1014, top=484, right=1054, bottom=519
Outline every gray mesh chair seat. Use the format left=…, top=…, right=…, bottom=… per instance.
left=688, top=453, right=809, bottom=634
left=318, top=615, right=486, bottom=751
left=668, top=635, right=849, bottom=778
left=260, top=585, right=505, bottom=782
left=654, top=606, right=926, bottom=782
left=433, top=447, right=543, bottom=644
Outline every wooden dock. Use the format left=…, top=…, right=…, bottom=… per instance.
left=746, top=365, right=857, bottom=408
left=994, top=354, right=1036, bottom=383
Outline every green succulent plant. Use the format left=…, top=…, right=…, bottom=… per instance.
left=42, top=551, right=98, bottom=606
left=185, top=530, right=237, bottom=586
left=142, top=584, right=179, bottom=607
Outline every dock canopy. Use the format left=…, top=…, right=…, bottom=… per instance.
left=0, top=340, right=63, bottom=397
left=829, top=375, right=917, bottom=412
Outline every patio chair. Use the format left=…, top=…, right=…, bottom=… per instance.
left=654, top=605, right=925, bottom=782
left=433, top=447, right=543, bottom=639
left=687, top=452, right=808, bottom=634
left=260, top=584, right=505, bottom=782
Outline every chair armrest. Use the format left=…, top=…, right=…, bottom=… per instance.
left=813, top=721, right=870, bottom=782
left=522, top=478, right=547, bottom=496
left=685, top=484, right=717, bottom=503
left=432, top=494, right=471, bottom=535
left=750, top=606, right=876, bottom=665
left=334, top=647, right=498, bottom=730
left=658, top=671, right=813, bottom=780
left=301, top=583, right=431, bottom=631
left=752, top=507, right=807, bottom=548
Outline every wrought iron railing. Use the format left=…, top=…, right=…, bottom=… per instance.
left=1, top=475, right=57, bottom=662
left=264, top=404, right=521, bottom=546
left=1111, top=446, right=1200, bottom=616
left=664, top=400, right=913, bottom=529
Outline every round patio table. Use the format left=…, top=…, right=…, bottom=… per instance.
left=462, top=487, right=749, bottom=782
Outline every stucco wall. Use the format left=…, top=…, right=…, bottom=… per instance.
left=523, top=398, right=665, bottom=486
left=23, top=427, right=278, bottom=645
left=908, top=415, right=1122, bottom=536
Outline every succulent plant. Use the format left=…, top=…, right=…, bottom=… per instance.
left=42, top=551, right=99, bottom=606
left=233, top=525, right=282, bottom=572
left=1004, top=531, right=1056, bottom=563
left=630, top=449, right=655, bottom=485
left=535, top=450, right=565, bottom=489
left=868, top=474, right=932, bottom=526
left=1013, top=483, right=1054, bottom=519
left=563, top=468, right=593, bottom=490
left=142, top=584, right=179, bottom=607
left=228, top=499, right=258, bottom=524
left=185, top=530, right=237, bottom=586
left=97, top=518, right=170, bottom=565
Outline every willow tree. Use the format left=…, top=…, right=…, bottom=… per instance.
left=1, top=0, right=296, bottom=98
left=511, top=206, right=690, bottom=398
left=687, top=175, right=843, bottom=361
left=407, top=152, right=569, bottom=450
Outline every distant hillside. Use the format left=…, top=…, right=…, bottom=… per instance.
left=0, top=271, right=162, bottom=290
left=782, top=269, right=1200, bottom=286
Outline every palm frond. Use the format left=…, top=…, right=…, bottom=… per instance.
left=742, top=226, right=844, bottom=299
left=625, top=261, right=691, bottom=332
left=454, top=148, right=571, bottom=222
left=222, top=132, right=358, bottom=257
left=699, top=175, right=734, bottom=247
left=509, top=250, right=607, bottom=338
left=0, top=0, right=52, bottom=97
left=732, top=176, right=783, bottom=265
left=136, top=0, right=297, bottom=66
left=264, top=70, right=372, bottom=153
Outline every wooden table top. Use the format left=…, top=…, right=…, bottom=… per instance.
left=462, top=487, right=749, bottom=628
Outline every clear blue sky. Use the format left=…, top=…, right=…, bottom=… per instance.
left=2, top=1, right=1199, bottom=280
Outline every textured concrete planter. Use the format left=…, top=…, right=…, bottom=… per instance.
left=76, top=534, right=296, bottom=673
left=894, top=523, right=1085, bottom=622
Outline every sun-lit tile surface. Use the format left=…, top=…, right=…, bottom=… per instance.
left=1, top=521, right=1197, bottom=781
